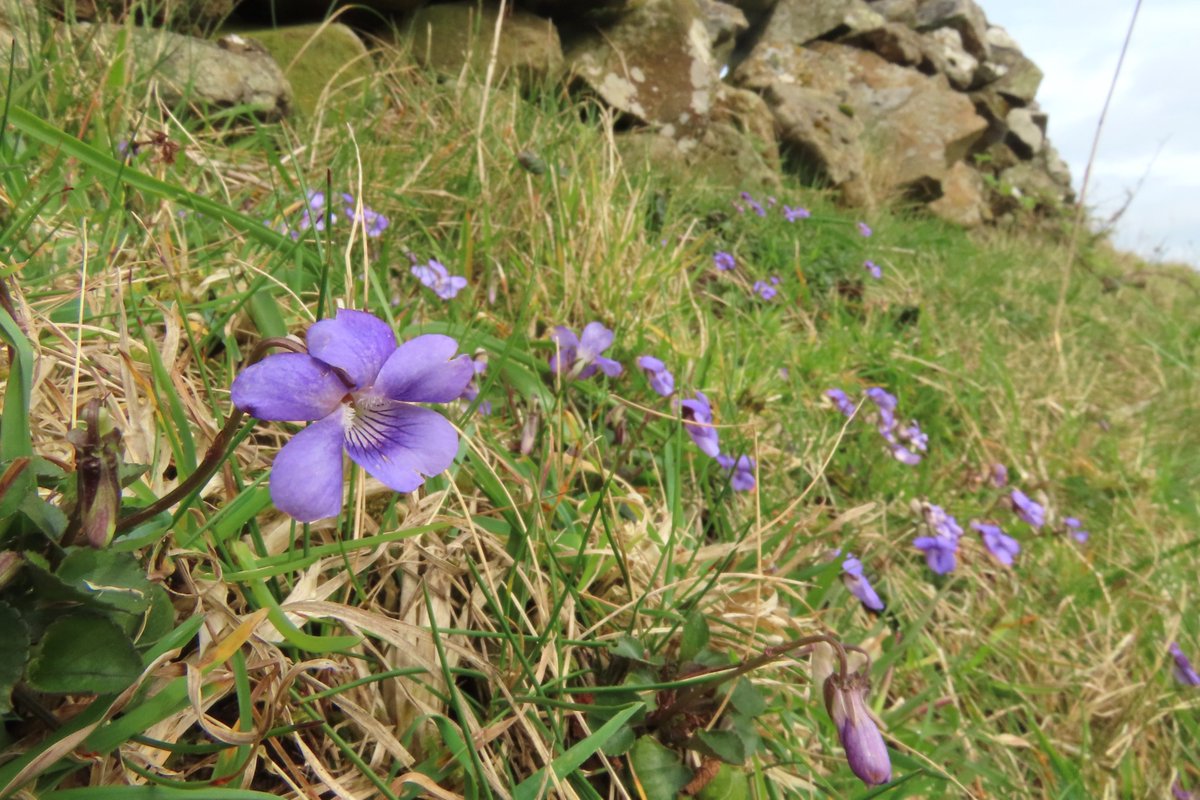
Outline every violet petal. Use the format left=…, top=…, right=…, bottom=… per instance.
left=231, top=353, right=348, bottom=422
left=343, top=402, right=460, bottom=493
left=374, top=334, right=474, bottom=403
left=306, top=309, right=397, bottom=391
left=269, top=410, right=347, bottom=522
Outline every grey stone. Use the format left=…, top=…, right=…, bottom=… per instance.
left=867, top=0, right=917, bottom=24
left=1005, top=107, right=1044, bottom=159
left=407, top=3, right=564, bottom=87
left=843, top=22, right=925, bottom=67
left=762, top=83, right=867, bottom=200
left=920, top=27, right=977, bottom=90
left=698, top=0, right=749, bottom=65
left=928, top=160, right=988, bottom=226
left=756, top=0, right=884, bottom=49
left=981, top=25, right=1042, bottom=104
left=913, top=0, right=989, bottom=61
left=232, top=23, right=371, bottom=117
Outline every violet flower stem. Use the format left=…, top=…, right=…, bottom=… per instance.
left=113, top=337, right=305, bottom=534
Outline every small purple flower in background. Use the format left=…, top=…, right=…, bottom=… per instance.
left=1174, top=779, right=1198, bottom=800
left=991, top=463, right=1009, bottom=487
left=1063, top=516, right=1089, bottom=543
left=767, top=196, right=778, bottom=206
left=713, top=251, right=736, bottom=272
left=412, top=259, right=468, bottom=300
left=783, top=205, right=810, bottom=222
left=732, top=201, right=746, bottom=214
left=550, top=322, right=623, bottom=380
left=823, top=672, right=892, bottom=786
left=458, top=356, right=491, bottom=415
left=636, top=355, right=675, bottom=397
left=864, top=260, right=882, bottom=280
left=914, top=503, right=962, bottom=574
left=340, top=194, right=389, bottom=237
left=841, top=553, right=884, bottom=611
left=739, top=191, right=766, bottom=217
left=230, top=309, right=474, bottom=522
left=1170, top=642, right=1200, bottom=686
left=857, top=221, right=873, bottom=238
left=889, top=421, right=927, bottom=465
left=679, top=391, right=720, bottom=458
left=865, top=387, right=898, bottom=437
left=298, top=190, right=335, bottom=233
left=971, top=521, right=1020, bottom=567
left=1010, top=489, right=1045, bottom=528
left=753, top=276, right=780, bottom=300
left=717, top=454, right=756, bottom=491
left=826, top=388, right=857, bottom=417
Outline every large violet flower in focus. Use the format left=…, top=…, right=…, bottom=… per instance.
left=971, top=520, right=1020, bottom=567
left=679, top=391, right=720, bottom=458
left=841, top=553, right=884, bottom=611
left=231, top=309, right=474, bottom=522
left=550, top=322, right=623, bottom=379
left=716, top=454, right=756, bottom=491
left=636, top=355, right=675, bottom=397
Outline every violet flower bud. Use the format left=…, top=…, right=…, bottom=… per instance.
left=67, top=400, right=123, bottom=548
left=0, top=551, right=22, bottom=589
left=824, top=671, right=892, bottom=786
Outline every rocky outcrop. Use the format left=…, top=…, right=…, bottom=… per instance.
left=407, top=3, right=564, bottom=86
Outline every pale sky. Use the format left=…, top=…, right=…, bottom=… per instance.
left=985, top=0, right=1199, bottom=266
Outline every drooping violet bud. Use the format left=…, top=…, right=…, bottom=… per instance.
left=824, top=671, right=891, bottom=786
left=67, top=400, right=123, bottom=548
left=0, top=551, right=22, bottom=589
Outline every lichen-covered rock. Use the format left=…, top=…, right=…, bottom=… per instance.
left=1004, top=106, right=1043, bottom=159
left=867, top=0, right=917, bottom=24
left=618, top=121, right=781, bottom=191
left=235, top=23, right=370, bottom=117
left=762, top=83, right=867, bottom=201
left=927, top=160, right=987, bottom=226
left=74, top=23, right=291, bottom=119
left=566, top=0, right=718, bottom=135
left=698, top=0, right=748, bottom=65
left=997, top=160, right=1070, bottom=211
left=406, top=3, right=563, bottom=86
left=754, top=0, right=884, bottom=49
left=843, top=22, right=925, bottom=67
left=920, top=26, right=977, bottom=89
left=912, top=0, right=989, bottom=61
left=981, top=25, right=1041, bottom=104
left=43, top=0, right=233, bottom=30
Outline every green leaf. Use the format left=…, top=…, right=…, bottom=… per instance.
left=728, top=678, right=766, bottom=716
left=679, top=610, right=710, bottom=663
left=692, top=729, right=745, bottom=765
left=629, top=736, right=691, bottom=800
left=0, top=307, right=34, bottom=526
left=17, top=493, right=68, bottom=540
left=54, top=548, right=154, bottom=626
left=696, top=763, right=750, bottom=800
left=611, top=634, right=658, bottom=664
left=26, top=613, right=142, bottom=694
left=0, top=601, right=30, bottom=713
left=512, top=702, right=643, bottom=800
left=728, top=711, right=761, bottom=759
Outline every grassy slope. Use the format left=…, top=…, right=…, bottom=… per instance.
left=2, top=19, right=1199, bottom=799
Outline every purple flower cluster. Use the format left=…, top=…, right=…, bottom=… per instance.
left=970, top=521, right=1020, bottom=567
left=825, top=386, right=926, bottom=465
left=1063, top=516, right=1089, bottom=542
left=784, top=204, right=811, bottom=222
left=713, top=251, right=736, bottom=272
left=550, top=322, right=623, bottom=380
left=279, top=190, right=389, bottom=240
left=412, top=259, right=468, bottom=300
left=753, top=276, right=781, bottom=301
left=913, top=503, right=962, bottom=574
left=680, top=392, right=721, bottom=458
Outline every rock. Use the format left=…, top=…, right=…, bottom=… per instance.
left=407, top=3, right=563, bottom=87
left=43, top=0, right=233, bottom=30
left=843, top=22, right=925, bottom=67
left=698, top=0, right=749, bottom=65
left=867, top=0, right=917, bottom=24
left=755, top=0, right=885, bottom=48
left=566, top=0, right=718, bottom=135
left=235, top=23, right=370, bottom=117
left=912, top=0, right=989, bottom=61
left=981, top=25, right=1041, bottom=104
left=1041, top=144, right=1073, bottom=195
left=998, top=161, right=1070, bottom=211
left=71, top=23, right=291, bottom=120
left=927, top=160, right=987, bottom=226
left=761, top=82, right=867, bottom=201
left=920, top=27, right=977, bottom=90
left=618, top=120, right=781, bottom=191
left=712, top=84, right=780, bottom=163
left=1005, top=106, right=1043, bottom=158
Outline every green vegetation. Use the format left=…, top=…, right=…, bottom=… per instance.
left=1, top=15, right=1198, bottom=800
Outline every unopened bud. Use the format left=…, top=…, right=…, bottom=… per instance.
left=68, top=400, right=123, bottom=548
left=823, top=671, right=892, bottom=786
left=0, top=551, right=22, bottom=589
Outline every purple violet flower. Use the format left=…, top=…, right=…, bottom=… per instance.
left=826, top=388, right=857, bottom=417
left=230, top=309, right=474, bottom=522
left=841, top=553, right=884, bottom=611
left=991, top=463, right=1009, bottom=487
left=716, top=454, right=756, bottom=491
left=713, top=251, right=736, bottom=272
left=971, top=521, right=1020, bottom=567
left=865, top=387, right=898, bottom=439
left=636, top=355, right=675, bottom=397
left=857, top=221, right=873, bottom=238
left=1170, top=642, right=1200, bottom=686
left=753, top=277, right=780, bottom=300
left=864, top=260, right=882, bottom=280
left=549, top=322, right=623, bottom=380
left=411, top=259, right=468, bottom=300
left=783, top=205, right=810, bottom=222
left=1010, top=489, right=1045, bottom=528
left=1063, top=516, right=1089, bottom=543
left=889, top=421, right=928, bottom=465
left=914, top=503, right=962, bottom=574
left=739, top=191, right=766, bottom=217
left=679, top=391, right=720, bottom=458
left=298, top=190, right=334, bottom=233
left=340, top=194, right=389, bottom=237
left=823, top=672, right=892, bottom=786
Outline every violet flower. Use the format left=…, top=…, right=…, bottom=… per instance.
left=826, top=388, right=857, bottom=417
left=713, top=251, right=736, bottom=272
left=914, top=503, right=962, bottom=574
left=991, top=463, right=1009, bottom=487
left=298, top=190, right=335, bottom=233
left=411, top=259, right=468, bottom=300
left=1063, top=516, right=1089, bottom=542
left=841, top=553, right=884, bottom=612
left=823, top=672, right=891, bottom=786
left=857, top=221, right=873, bottom=238
left=636, top=355, right=675, bottom=397
left=753, top=277, right=780, bottom=300
left=1170, top=642, right=1200, bottom=686
left=864, top=260, right=882, bottom=280
left=459, top=356, right=491, bottom=415
left=230, top=309, right=474, bottom=522
left=340, top=193, right=389, bottom=237
left=783, top=205, right=810, bottom=222
left=739, top=191, right=766, bottom=217
left=1010, top=489, right=1045, bottom=528
left=716, top=454, right=756, bottom=491
left=890, top=421, right=927, bottom=466
left=679, top=391, right=720, bottom=458
left=971, top=521, right=1019, bottom=567
left=865, top=387, right=898, bottom=437
left=549, top=322, right=623, bottom=379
